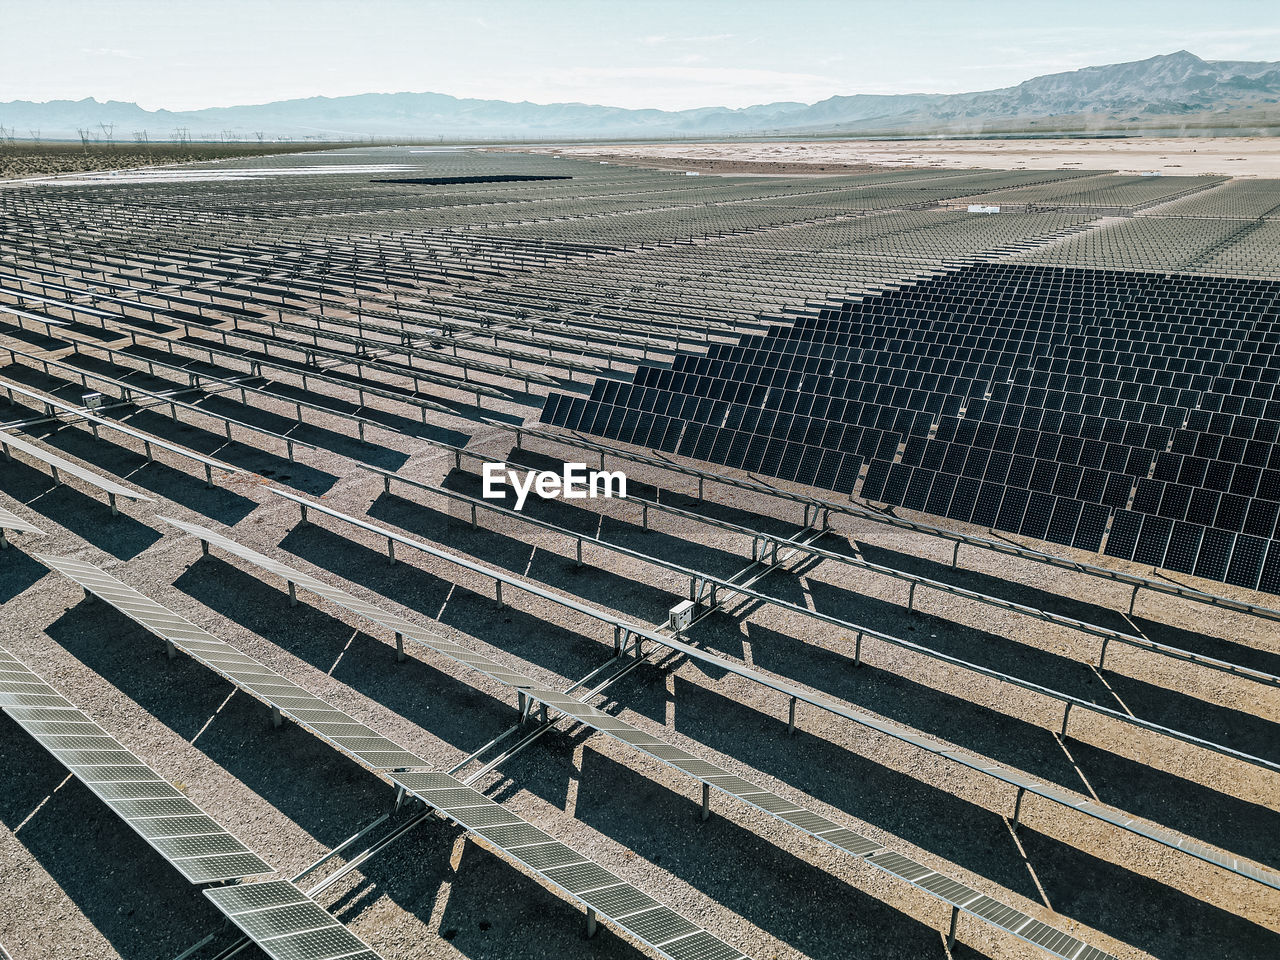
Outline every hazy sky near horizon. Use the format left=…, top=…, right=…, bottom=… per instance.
left=4, top=0, right=1278, bottom=111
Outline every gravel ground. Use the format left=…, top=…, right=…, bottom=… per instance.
left=1, top=277, right=1278, bottom=960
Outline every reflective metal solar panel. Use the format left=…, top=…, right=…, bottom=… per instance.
left=205, top=880, right=381, bottom=960
left=0, top=431, right=151, bottom=504
left=0, top=643, right=273, bottom=884
left=33, top=554, right=430, bottom=772
left=0, top=502, right=42, bottom=541
left=0, top=501, right=42, bottom=552
left=172, top=516, right=1122, bottom=960
left=392, top=772, right=748, bottom=960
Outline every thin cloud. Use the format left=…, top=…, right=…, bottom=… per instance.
left=639, top=33, right=736, bottom=45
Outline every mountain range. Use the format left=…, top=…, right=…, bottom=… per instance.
left=4, top=51, right=1279, bottom=142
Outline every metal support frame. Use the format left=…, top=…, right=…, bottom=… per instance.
left=700, top=782, right=710, bottom=821
left=946, top=905, right=959, bottom=951
left=1011, top=786, right=1026, bottom=830
left=787, top=696, right=797, bottom=736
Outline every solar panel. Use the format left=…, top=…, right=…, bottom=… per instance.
left=160, top=513, right=1123, bottom=956
left=33, top=555, right=430, bottom=771
left=1103, top=510, right=1142, bottom=561
left=267, top=486, right=1280, bottom=893
left=205, top=880, right=381, bottom=960
left=1072, top=503, right=1110, bottom=552
left=0, top=502, right=42, bottom=548
left=1133, top=514, right=1174, bottom=567
left=1193, top=528, right=1236, bottom=581
left=0, top=642, right=273, bottom=884
left=393, top=772, right=749, bottom=960
left=0, top=430, right=151, bottom=511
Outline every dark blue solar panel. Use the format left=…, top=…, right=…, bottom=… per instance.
left=996, top=486, right=1030, bottom=534
left=859, top=459, right=891, bottom=502
left=1020, top=492, right=1055, bottom=540
left=1073, top=503, right=1110, bottom=552
left=1193, top=527, right=1235, bottom=581
left=1046, top=498, right=1084, bottom=546
left=1134, top=514, right=1174, bottom=567
left=882, top=463, right=912, bottom=506
left=948, top=478, right=981, bottom=524
left=903, top=468, right=934, bottom=511
left=1104, top=510, right=1142, bottom=561
left=1164, top=521, right=1203, bottom=574
left=1259, top=540, right=1280, bottom=594
left=971, top=481, right=1005, bottom=528
left=926, top=473, right=958, bottom=517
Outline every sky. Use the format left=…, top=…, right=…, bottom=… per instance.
left=2, top=0, right=1278, bottom=111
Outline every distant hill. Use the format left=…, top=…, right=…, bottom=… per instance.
left=4, top=51, right=1279, bottom=141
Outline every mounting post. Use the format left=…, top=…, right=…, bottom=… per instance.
left=1060, top=701, right=1073, bottom=737
left=271, top=705, right=282, bottom=729
left=585, top=908, right=597, bottom=938
left=700, top=782, right=710, bottom=821
left=788, top=696, right=797, bottom=736
left=946, top=905, right=959, bottom=951
left=853, top=631, right=863, bottom=667
left=1097, top=637, right=1109, bottom=670
left=386, top=538, right=396, bottom=565
left=395, top=632, right=406, bottom=663
left=1012, top=786, right=1026, bottom=830
left=287, top=582, right=297, bottom=607
left=495, top=581, right=504, bottom=608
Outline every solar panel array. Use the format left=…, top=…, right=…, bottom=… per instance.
left=0, top=642, right=274, bottom=884
left=543, top=261, right=1280, bottom=594
left=3, top=147, right=1275, bottom=960
left=36, top=551, right=748, bottom=960
left=205, top=881, right=381, bottom=960
left=161, top=513, right=1122, bottom=959
left=33, top=554, right=430, bottom=770
left=394, top=772, right=749, bottom=960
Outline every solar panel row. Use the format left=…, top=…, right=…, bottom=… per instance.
left=0, top=642, right=273, bottom=884
left=542, top=262, right=1280, bottom=594
left=36, top=552, right=747, bottom=960
left=161, top=513, right=1121, bottom=960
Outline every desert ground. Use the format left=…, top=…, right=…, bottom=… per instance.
left=526, top=137, right=1280, bottom=178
